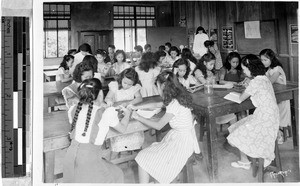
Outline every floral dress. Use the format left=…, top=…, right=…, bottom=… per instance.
left=227, top=76, right=280, bottom=164
left=108, top=81, right=144, bottom=152
left=266, top=66, right=291, bottom=127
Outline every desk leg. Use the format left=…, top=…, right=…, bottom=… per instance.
left=44, top=97, right=49, bottom=113
left=206, top=114, right=219, bottom=182
left=44, top=151, right=55, bottom=183
left=291, top=90, right=299, bottom=148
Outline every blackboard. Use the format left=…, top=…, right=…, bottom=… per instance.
left=234, top=20, right=278, bottom=55
left=146, top=27, right=187, bottom=51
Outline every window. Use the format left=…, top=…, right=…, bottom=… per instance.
left=113, top=5, right=155, bottom=52
left=43, top=3, right=71, bottom=58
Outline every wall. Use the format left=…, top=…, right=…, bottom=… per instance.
left=184, top=1, right=298, bottom=82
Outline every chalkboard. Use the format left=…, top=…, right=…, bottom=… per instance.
left=146, top=27, right=187, bottom=51
left=234, top=20, right=278, bottom=55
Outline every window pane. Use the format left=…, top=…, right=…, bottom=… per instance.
left=43, top=4, right=49, bottom=12
left=141, top=7, right=145, bottom=14
left=45, top=30, right=57, bottom=58
left=137, top=20, right=145, bottom=27
left=57, top=5, right=64, bottom=12
left=125, top=20, right=134, bottom=27
left=119, top=6, right=124, bottom=13
left=65, top=5, right=70, bottom=12
left=147, top=20, right=153, bottom=27
left=124, top=6, right=129, bottom=13
left=151, top=7, right=154, bottom=14
left=114, top=6, right=118, bottom=13
left=114, top=20, right=124, bottom=27
left=58, top=30, right=69, bottom=57
left=45, top=20, right=57, bottom=29
left=125, top=28, right=135, bottom=52
left=146, top=7, right=150, bottom=14
left=114, top=28, right=125, bottom=50
left=137, top=28, right=146, bottom=48
left=58, top=20, right=69, bottom=29
left=136, top=7, right=141, bottom=14
left=130, top=7, right=134, bottom=14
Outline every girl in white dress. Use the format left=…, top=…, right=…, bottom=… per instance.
left=227, top=54, right=280, bottom=169
left=135, top=52, right=161, bottom=97
left=172, top=58, right=199, bottom=89
left=132, top=71, right=200, bottom=183
left=105, top=68, right=144, bottom=153
left=63, top=78, right=129, bottom=183
left=192, top=26, right=209, bottom=59
left=56, top=55, right=74, bottom=82
left=259, top=48, right=291, bottom=144
left=112, top=50, right=131, bottom=75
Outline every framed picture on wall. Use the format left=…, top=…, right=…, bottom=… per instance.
left=290, top=24, right=298, bottom=44
left=222, top=26, right=234, bottom=50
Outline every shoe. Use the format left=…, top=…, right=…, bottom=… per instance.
left=231, top=161, right=251, bottom=170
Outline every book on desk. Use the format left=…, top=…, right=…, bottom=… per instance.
left=224, top=92, right=242, bottom=104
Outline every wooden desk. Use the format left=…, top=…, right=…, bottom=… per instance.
left=44, top=81, right=71, bottom=113
left=44, top=65, right=59, bottom=71
left=190, top=83, right=298, bottom=182
left=43, top=96, right=163, bottom=182
left=44, top=70, right=57, bottom=81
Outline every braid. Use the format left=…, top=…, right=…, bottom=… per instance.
left=82, top=101, right=94, bottom=136
left=70, top=102, right=83, bottom=133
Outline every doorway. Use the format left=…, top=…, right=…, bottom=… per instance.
left=80, top=31, right=113, bottom=53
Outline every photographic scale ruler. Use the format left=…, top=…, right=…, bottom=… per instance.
left=1, top=17, right=29, bottom=178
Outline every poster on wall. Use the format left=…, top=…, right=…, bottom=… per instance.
left=290, top=24, right=298, bottom=44
left=222, top=26, right=234, bottom=50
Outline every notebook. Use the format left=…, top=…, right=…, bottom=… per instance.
left=136, top=108, right=162, bottom=118
left=224, top=92, right=242, bottom=104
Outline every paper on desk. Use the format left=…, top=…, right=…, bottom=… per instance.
left=137, top=108, right=161, bottom=118
left=224, top=92, right=242, bottom=104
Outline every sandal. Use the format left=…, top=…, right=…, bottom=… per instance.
left=231, top=161, right=251, bottom=170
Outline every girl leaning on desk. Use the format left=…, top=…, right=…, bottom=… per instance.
left=63, top=78, right=131, bottom=183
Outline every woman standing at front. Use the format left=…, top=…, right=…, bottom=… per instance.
left=192, top=26, right=209, bottom=59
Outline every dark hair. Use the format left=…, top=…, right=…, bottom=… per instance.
left=204, top=40, right=214, bottom=48
left=139, top=52, right=157, bottom=72
left=156, top=70, right=193, bottom=109
left=82, top=55, right=98, bottom=73
left=165, top=42, right=172, bottom=48
left=68, top=49, right=77, bottom=55
left=259, top=49, right=283, bottom=69
left=144, top=44, right=151, bottom=51
left=192, top=52, right=216, bottom=79
left=154, top=51, right=167, bottom=62
left=169, top=46, right=179, bottom=55
left=173, top=58, right=191, bottom=79
left=158, top=45, right=166, bottom=52
left=196, top=26, right=207, bottom=34
left=116, top=68, right=140, bottom=90
left=134, top=45, right=143, bottom=53
left=73, top=62, right=94, bottom=83
left=181, top=48, right=198, bottom=65
left=224, top=52, right=242, bottom=71
left=241, top=54, right=266, bottom=77
left=95, top=49, right=108, bottom=58
left=115, top=50, right=126, bottom=62
left=78, top=43, right=92, bottom=54
left=59, top=55, right=74, bottom=70
left=108, top=45, right=116, bottom=50
left=70, top=78, right=102, bottom=136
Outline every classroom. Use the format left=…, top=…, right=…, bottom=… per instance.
left=0, top=0, right=299, bottom=185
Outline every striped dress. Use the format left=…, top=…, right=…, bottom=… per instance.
left=135, top=99, right=200, bottom=183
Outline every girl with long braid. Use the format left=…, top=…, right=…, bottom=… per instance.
left=63, top=78, right=131, bottom=183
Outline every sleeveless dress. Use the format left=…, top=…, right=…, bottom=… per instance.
left=63, top=105, right=124, bottom=183
left=108, top=81, right=145, bottom=152
left=227, top=76, right=280, bottom=165
left=135, top=99, right=200, bottom=183
left=135, top=66, right=161, bottom=97
left=266, top=66, right=291, bottom=127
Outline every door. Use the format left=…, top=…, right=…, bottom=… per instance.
left=80, top=31, right=113, bottom=53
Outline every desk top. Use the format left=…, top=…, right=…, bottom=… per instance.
left=190, top=83, right=298, bottom=115
left=44, top=96, right=163, bottom=140
left=44, top=79, right=112, bottom=97
left=44, top=65, right=59, bottom=71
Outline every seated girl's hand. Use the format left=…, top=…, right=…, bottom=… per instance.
left=119, top=105, right=131, bottom=116
left=106, top=100, right=114, bottom=107
left=131, top=110, right=140, bottom=120
left=223, top=82, right=234, bottom=89
left=126, top=104, right=136, bottom=110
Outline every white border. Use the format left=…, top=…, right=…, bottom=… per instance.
left=32, top=1, right=299, bottom=186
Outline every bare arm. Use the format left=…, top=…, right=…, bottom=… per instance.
left=112, top=107, right=131, bottom=133
left=122, top=90, right=143, bottom=107
left=104, top=90, right=115, bottom=106
left=194, top=69, right=207, bottom=84
left=132, top=111, right=174, bottom=130
left=267, top=71, right=281, bottom=84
